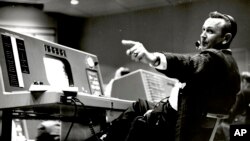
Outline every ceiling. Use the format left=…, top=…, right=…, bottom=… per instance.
left=0, top=0, right=201, bottom=17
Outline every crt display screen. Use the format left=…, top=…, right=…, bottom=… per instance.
left=43, top=56, right=69, bottom=89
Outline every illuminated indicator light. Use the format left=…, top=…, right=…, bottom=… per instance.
left=71, top=0, right=79, bottom=5
left=87, top=57, right=95, bottom=68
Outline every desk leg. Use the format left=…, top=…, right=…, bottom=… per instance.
left=1, top=109, right=12, bottom=141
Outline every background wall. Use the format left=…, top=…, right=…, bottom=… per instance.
left=0, top=4, right=57, bottom=42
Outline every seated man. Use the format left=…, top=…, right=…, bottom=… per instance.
left=104, top=67, right=130, bottom=97
left=219, top=72, right=250, bottom=141
left=36, top=120, right=60, bottom=141
left=100, top=11, right=241, bottom=141
left=228, top=71, right=250, bottom=124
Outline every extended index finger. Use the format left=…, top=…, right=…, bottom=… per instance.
left=121, top=40, right=137, bottom=47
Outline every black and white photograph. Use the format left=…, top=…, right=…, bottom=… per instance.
left=0, top=0, right=250, bottom=140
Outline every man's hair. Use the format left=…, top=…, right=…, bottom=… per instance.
left=209, top=11, right=237, bottom=46
left=241, top=72, right=250, bottom=83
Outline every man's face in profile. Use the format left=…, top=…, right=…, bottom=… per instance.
left=199, top=18, right=226, bottom=50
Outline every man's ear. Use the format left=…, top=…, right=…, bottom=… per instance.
left=222, top=33, right=232, bottom=45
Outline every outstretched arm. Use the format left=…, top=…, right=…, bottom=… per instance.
left=122, top=40, right=159, bottom=66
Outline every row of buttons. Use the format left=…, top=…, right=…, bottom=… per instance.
left=44, top=44, right=66, bottom=57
